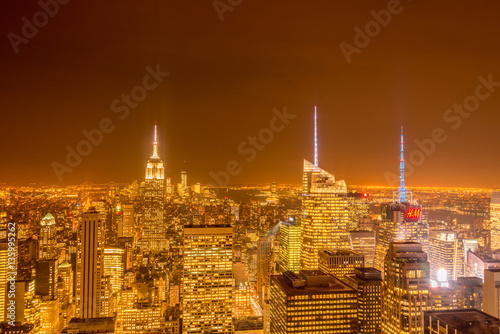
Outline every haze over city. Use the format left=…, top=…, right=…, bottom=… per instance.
left=1, top=1, right=500, bottom=187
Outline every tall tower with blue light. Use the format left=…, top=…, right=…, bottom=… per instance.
left=399, top=126, right=407, bottom=203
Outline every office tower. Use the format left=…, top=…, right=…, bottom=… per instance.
left=103, top=247, right=125, bottom=294
left=448, top=277, right=482, bottom=310
left=269, top=270, right=358, bottom=334
left=233, top=261, right=252, bottom=318
left=429, top=231, right=464, bottom=282
left=318, top=249, right=364, bottom=280
left=423, top=309, right=500, bottom=334
left=181, top=170, right=187, bottom=197
left=182, top=225, right=233, bottom=334
left=491, top=191, right=500, bottom=250
left=0, top=241, right=7, bottom=322
left=40, top=299, right=60, bottom=334
left=300, top=159, right=349, bottom=270
left=257, top=235, right=273, bottom=304
left=279, top=220, right=301, bottom=273
left=483, top=269, right=500, bottom=318
left=350, top=230, right=376, bottom=267
left=347, top=191, right=370, bottom=230
left=382, top=242, right=431, bottom=334
left=35, top=259, right=58, bottom=299
left=375, top=128, right=429, bottom=271
left=300, top=107, right=350, bottom=270
left=59, top=260, right=75, bottom=329
left=9, top=279, right=38, bottom=328
left=76, top=207, right=110, bottom=318
left=121, top=204, right=134, bottom=239
left=39, top=213, right=57, bottom=260
left=344, top=268, right=382, bottom=334
left=142, top=124, right=166, bottom=252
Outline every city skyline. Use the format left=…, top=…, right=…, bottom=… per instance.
left=2, top=2, right=500, bottom=187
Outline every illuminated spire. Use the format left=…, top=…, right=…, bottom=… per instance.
left=152, top=123, right=159, bottom=159
left=399, top=126, right=407, bottom=202
left=314, top=106, right=318, bottom=166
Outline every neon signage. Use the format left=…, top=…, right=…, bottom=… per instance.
left=405, top=207, right=421, bottom=221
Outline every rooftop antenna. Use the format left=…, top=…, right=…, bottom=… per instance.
left=314, top=106, right=318, bottom=166
left=152, top=122, right=159, bottom=159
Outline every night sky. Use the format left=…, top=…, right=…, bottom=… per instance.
left=1, top=1, right=499, bottom=187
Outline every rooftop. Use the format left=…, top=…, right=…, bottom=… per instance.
left=272, top=270, right=355, bottom=296
left=425, top=309, right=500, bottom=331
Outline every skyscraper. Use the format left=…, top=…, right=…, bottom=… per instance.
left=344, top=268, right=382, bottom=334
left=350, top=230, right=376, bottom=267
left=278, top=219, right=301, bottom=273
left=141, top=124, right=166, bottom=252
left=76, top=207, right=111, bottom=318
left=181, top=170, right=187, bottom=198
left=121, top=204, right=134, bottom=239
left=490, top=191, right=500, bottom=251
left=428, top=231, right=464, bottom=282
left=0, top=241, right=7, bottom=322
left=182, top=225, right=233, bottom=333
left=103, top=247, right=125, bottom=294
left=270, top=270, right=358, bottom=334
left=39, top=213, right=57, bottom=260
left=35, top=259, right=58, bottom=299
left=257, top=235, right=273, bottom=305
left=375, top=128, right=429, bottom=271
left=301, top=107, right=350, bottom=270
left=381, top=242, right=430, bottom=334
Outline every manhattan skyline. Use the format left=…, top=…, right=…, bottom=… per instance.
left=1, top=1, right=500, bottom=187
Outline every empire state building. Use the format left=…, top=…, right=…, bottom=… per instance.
left=141, top=124, right=166, bottom=252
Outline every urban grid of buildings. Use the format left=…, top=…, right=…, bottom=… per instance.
left=2, top=113, right=500, bottom=334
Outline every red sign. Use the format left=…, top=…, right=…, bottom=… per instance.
left=406, top=207, right=421, bottom=220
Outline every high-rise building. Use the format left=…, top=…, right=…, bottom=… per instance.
left=182, top=225, right=233, bottom=334
left=121, top=204, right=134, bottom=239
left=141, top=124, right=166, bottom=252
left=382, top=242, right=431, bottom=334
left=233, top=262, right=252, bottom=319
left=35, top=259, right=58, bottom=299
left=350, top=230, right=376, bottom=267
left=344, top=268, right=382, bottom=334
left=318, top=249, right=364, bottom=280
left=269, top=270, right=358, bottom=334
left=40, top=299, right=60, bottom=334
left=423, top=309, right=500, bottom=334
left=490, top=191, right=500, bottom=251
left=375, top=128, right=429, bottom=272
left=103, top=247, right=125, bottom=294
left=181, top=170, right=187, bottom=198
left=301, top=160, right=349, bottom=269
left=278, top=220, right=301, bottom=273
left=300, top=108, right=350, bottom=270
left=0, top=241, right=8, bottom=322
left=257, top=235, right=273, bottom=304
left=429, top=231, right=464, bottom=282
left=76, top=207, right=111, bottom=318
left=58, top=260, right=75, bottom=329
left=39, top=213, right=57, bottom=260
